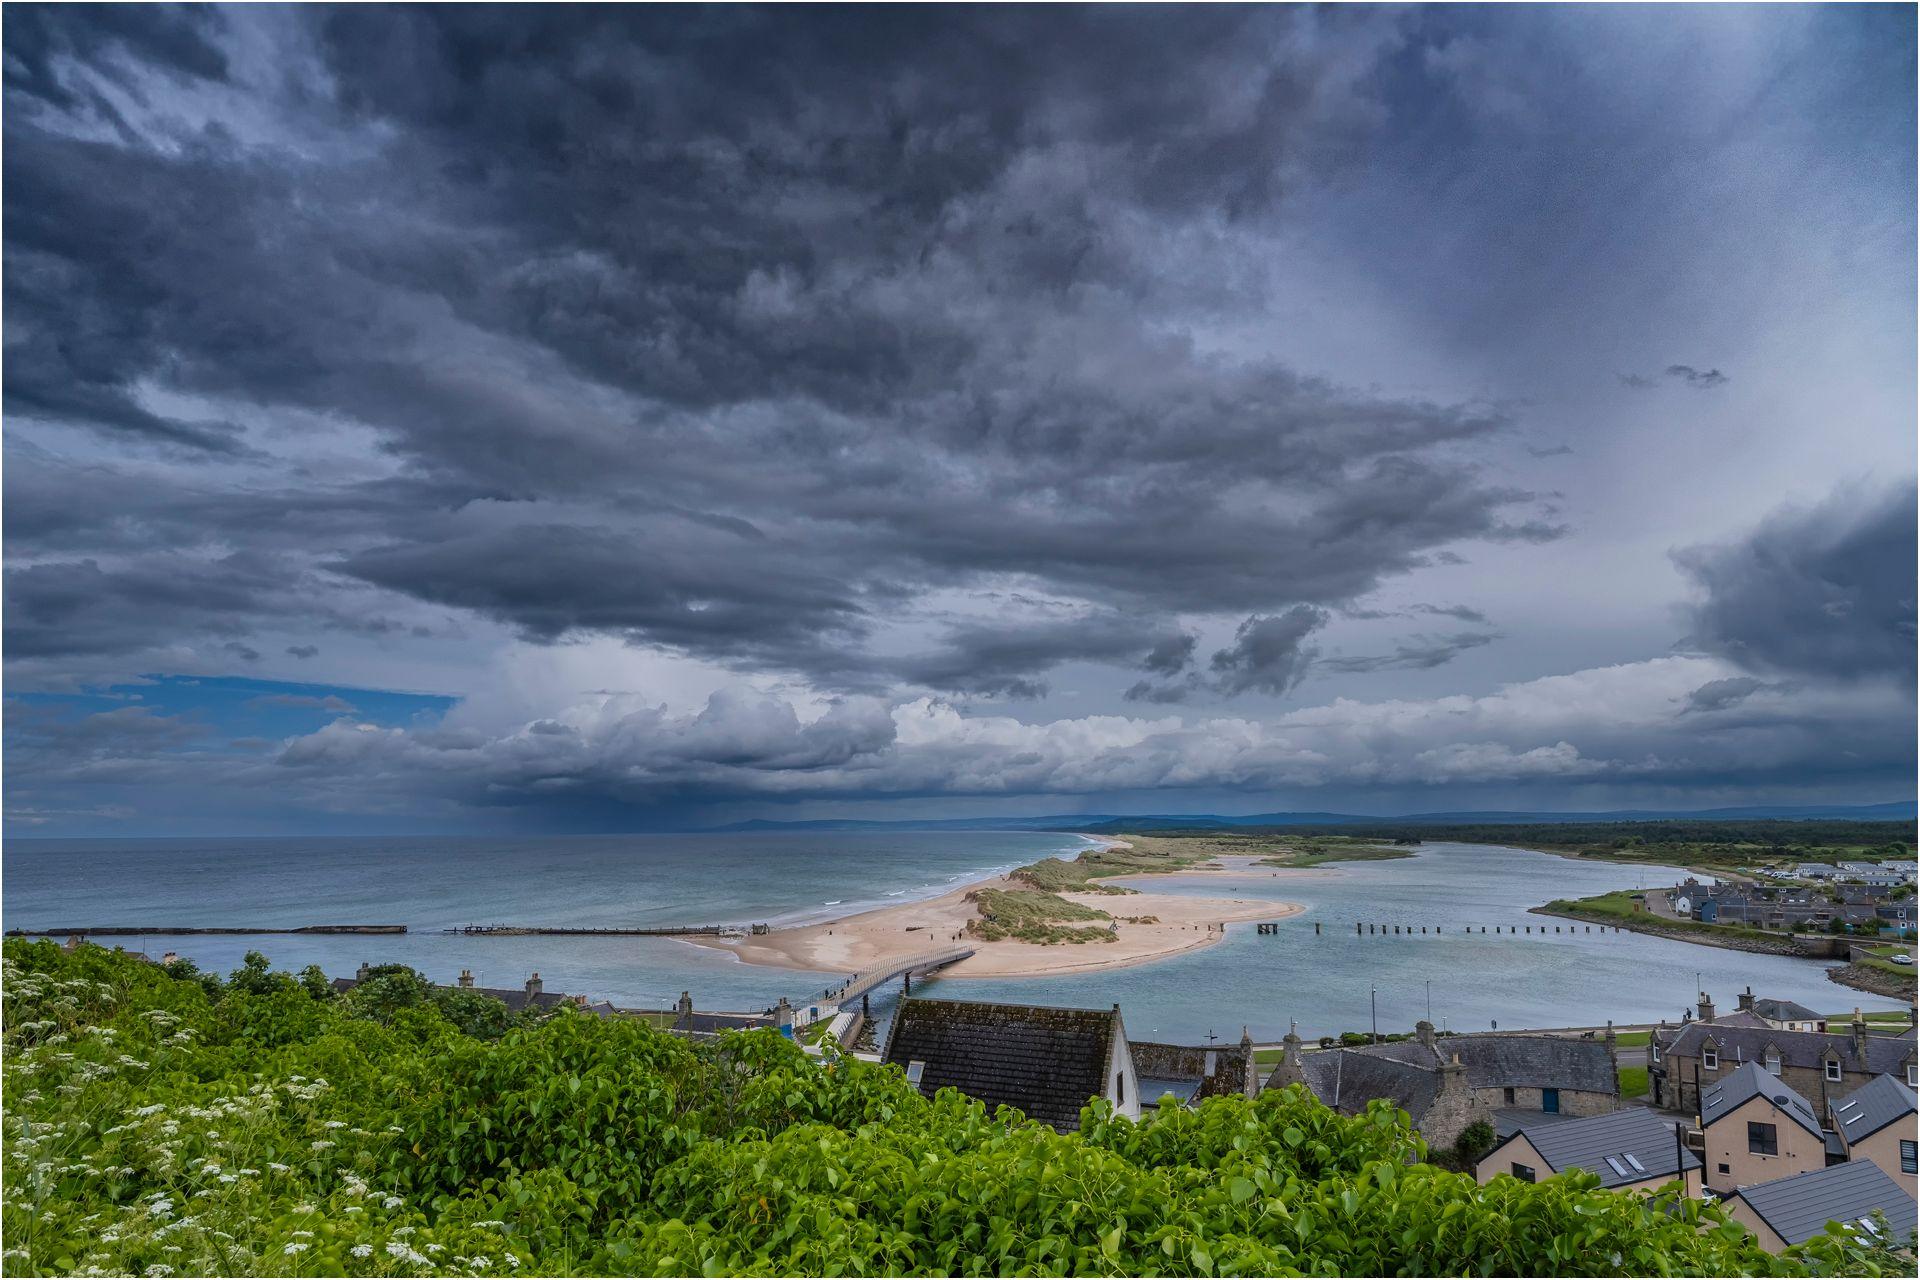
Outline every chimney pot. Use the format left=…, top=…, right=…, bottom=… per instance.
left=525, top=972, right=542, bottom=997
left=458, top=968, right=474, bottom=989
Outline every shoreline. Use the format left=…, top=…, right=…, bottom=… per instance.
left=692, top=837, right=1305, bottom=980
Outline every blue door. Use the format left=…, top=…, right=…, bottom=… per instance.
left=1541, top=1088, right=1560, bottom=1114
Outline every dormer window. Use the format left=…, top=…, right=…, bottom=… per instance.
left=1824, top=1058, right=1842, bottom=1083
left=1702, top=1046, right=1718, bottom=1071
left=1764, top=1049, right=1781, bottom=1075
left=1907, top=1063, right=1916, bottom=1088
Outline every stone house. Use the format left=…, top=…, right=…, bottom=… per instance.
left=331, top=965, right=616, bottom=1015
left=1650, top=999, right=1917, bottom=1116
left=1830, top=1073, right=1919, bottom=1198
left=1697, top=1062, right=1827, bottom=1195
left=1478, top=1106, right=1701, bottom=1196
left=1737, top=988, right=1824, bottom=1033
left=1266, top=1020, right=1619, bottom=1149
left=1724, top=1162, right=1918, bottom=1254
left=881, top=997, right=1140, bottom=1132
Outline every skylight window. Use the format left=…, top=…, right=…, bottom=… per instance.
left=1603, top=1156, right=1629, bottom=1177
left=906, top=1060, right=925, bottom=1085
left=1623, top=1153, right=1645, bottom=1172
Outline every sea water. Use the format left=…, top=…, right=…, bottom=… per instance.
left=5, top=833, right=1904, bottom=1039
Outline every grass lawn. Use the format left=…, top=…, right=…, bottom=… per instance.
left=1851, top=943, right=1917, bottom=978
left=1612, top=1030, right=1650, bottom=1047
left=1618, top=1066, right=1648, bottom=1098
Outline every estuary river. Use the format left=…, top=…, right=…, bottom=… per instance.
left=6, top=833, right=1903, bottom=1042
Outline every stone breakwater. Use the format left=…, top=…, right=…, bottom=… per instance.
left=8, top=924, right=408, bottom=937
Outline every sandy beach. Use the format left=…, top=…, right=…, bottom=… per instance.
left=695, top=840, right=1304, bottom=980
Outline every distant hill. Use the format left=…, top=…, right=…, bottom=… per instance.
left=708, top=800, right=1915, bottom=834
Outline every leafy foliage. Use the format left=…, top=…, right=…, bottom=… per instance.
left=3, top=940, right=1906, bottom=1277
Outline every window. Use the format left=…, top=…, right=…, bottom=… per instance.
left=1825, top=1059, right=1842, bottom=1082
left=1908, top=1064, right=1917, bottom=1088
left=1901, top=1140, right=1917, bottom=1175
left=1510, top=1162, right=1536, bottom=1183
left=1747, top=1122, right=1778, bottom=1156
left=1718, top=1163, right=1731, bottom=1175
left=1764, top=1051, right=1781, bottom=1075
left=905, top=1060, right=925, bottom=1085
left=1702, top=1047, right=1718, bottom=1071
left=1115, top=1075, right=1125, bottom=1107
left=1503, top=1087, right=1516, bottom=1105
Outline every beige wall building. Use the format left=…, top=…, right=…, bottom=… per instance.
left=1698, top=1062, right=1826, bottom=1195
left=1478, top=1107, right=1701, bottom=1196
left=1725, top=1162, right=1918, bottom=1254
left=1830, top=1073, right=1919, bottom=1199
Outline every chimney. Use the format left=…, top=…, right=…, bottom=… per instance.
left=1269, top=1021, right=1307, bottom=1089
left=525, top=972, right=542, bottom=998
left=356, top=962, right=371, bottom=983
left=161, top=952, right=178, bottom=966
left=1697, top=992, right=1716, bottom=1024
left=1604, top=1019, right=1617, bottom=1046
left=1416, top=1019, right=1437, bottom=1051
left=458, top=968, right=474, bottom=989
left=1737, top=986, right=1755, bottom=1013
left=1851, top=1008, right=1869, bottom=1060
left=677, top=990, right=694, bottom=1017
left=1240, top=1025, right=1253, bottom=1049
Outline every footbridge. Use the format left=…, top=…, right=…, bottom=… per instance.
left=815, top=943, right=976, bottom=1009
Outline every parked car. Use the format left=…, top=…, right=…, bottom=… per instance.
left=1888, top=953, right=1914, bottom=966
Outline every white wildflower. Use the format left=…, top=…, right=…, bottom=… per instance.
left=382, top=1196, right=404, bottom=1209
left=350, top=1245, right=373, bottom=1258
left=283, top=1243, right=309, bottom=1255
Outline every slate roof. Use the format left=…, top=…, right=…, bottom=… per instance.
left=1729, top=1162, right=1919, bottom=1247
left=1489, top=1106, right=1699, bottom=1189
left=1832, top=1073, right=1918, bottom=1146
left=1128, top=1040, right=1253, bottom=1104
left=1270, top=1032, right=1616, bottom=1122
left=671, top=1010, right=773, bottom=1036
left=1699, top=1062, right=1823, bottom=1139
left=329, top=975, right=602, bottom=1014
left=1660, top=1021, right=1917, bottom=1077
left=1292, top=1047, right=1442, bottom=1122
left=882, top=998, right=1120, bottom=1132
left=1139, top=1076, right=1202, bottom=1105
left=1753, top=998, right=1822, bottom=1024
left=1707, top=1011, right=1776, bottom=1030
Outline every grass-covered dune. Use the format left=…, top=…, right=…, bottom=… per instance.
left=2, top=940, right=1903, bottom=1277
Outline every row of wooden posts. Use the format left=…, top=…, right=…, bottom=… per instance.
left=1250, top=921, right=1627, bottom=936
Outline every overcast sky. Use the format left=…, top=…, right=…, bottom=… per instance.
left=6, top=4, right=1914, bottom=835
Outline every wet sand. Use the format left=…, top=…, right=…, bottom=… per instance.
left=695, top=842, right=1304, bottom=979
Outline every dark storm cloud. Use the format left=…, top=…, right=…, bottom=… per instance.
left=1320, top=631, right=1496, bottom=674
left=286, top=646, right=319, bottom=660
left=1208, top=606, right=1328, bottom=696
left=881, top=615, right=1195, bottom=699
left=1676, top=482, right=1916, bottom=683
left=1619, top=365, right=1730, bottom=391
left=3, top=5, right=1553, bottom=696
left=1680, top=676, right=1770, bottom=715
